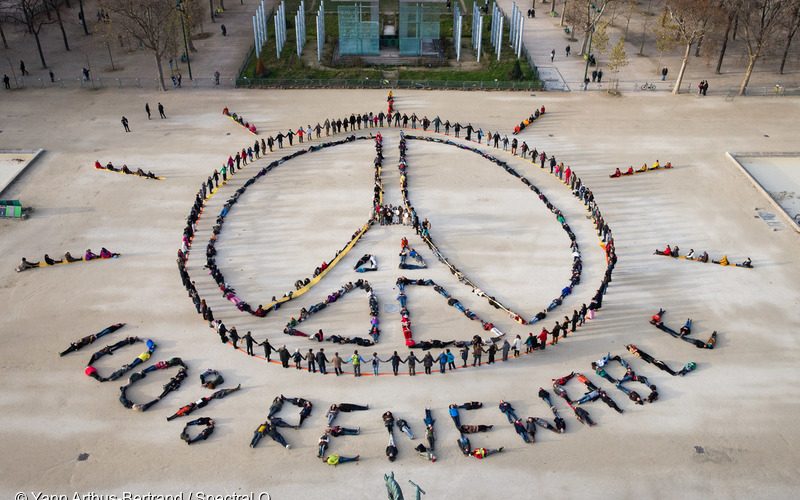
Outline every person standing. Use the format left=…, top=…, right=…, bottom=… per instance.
left=597, top=70, right=603, bottom=83
left=158, top=102, right=166, bottom=119
left=20, top=60, right=29, bottom=76
left=388, top=351, right=404, bottom=375
left=661, top=67, right=668, bottom=81
left=49, top=70, right=55, bottom=83
left=550, top=49, right=555, bottom=62
left=566, top=45, right=571, bottom=57
left=332, top=352, right=343, bottom=375
left=472, top=342, right=484, bottom=366
left=307, top=349, right=317, bottom=373
left=3, top=75, right=10, bottom=90
left=229, top=326, right=240, bottom=349
left=316, top=348, right=329, bottom=374
left=260, top=338, right=274, bottom=361
left=243, top=331, right=255, bottom=356
left=145, top=103, right=151, bottom=119
left=406, top=352, right=420, bottom=375
left=279, top=345, right=290, bottom=368
left=121, top=116, right=130, bottom=132
left=221, top=24, right=227, bottom=36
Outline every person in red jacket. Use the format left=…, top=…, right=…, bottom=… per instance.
left=471, top=447, right=504, bottom=459
left=654, top=245, right=672, bottom=256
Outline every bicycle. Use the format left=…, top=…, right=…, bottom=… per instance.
left=640, top=82, right=657, bottom=91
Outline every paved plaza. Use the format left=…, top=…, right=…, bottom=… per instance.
left=2, top=1, right=800, bottom=498
left=1, top=87, right=799, bottom=498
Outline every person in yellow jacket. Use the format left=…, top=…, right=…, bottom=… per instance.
left=324, top=454, right=360, bottom=466
left=652, top=159, right=661, bottom=169
left=713, top=255, right=729, bottom=266
left=348, top=351, right=366, bottom=377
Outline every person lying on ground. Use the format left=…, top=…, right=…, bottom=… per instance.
left=268, top=396, right=285, bottom=418
left=16, top=257, right=40, bottom=271
left=654, top=245, right=672, bottom=256
left=626, top=344, right=697, bottom=376
left=44, top=254, right=62, bottom=265
left=180, top=417, right=215, bottom=445
left=63, top=251, right=81, bottom=263
left=514, top=418, right=530, bottom=443
left=499, top=400, right=519, bottom=423
left=166, top=384, right=241, bottom=420
left=609, top=168, right=622, bottom=178
left=333, top=403, right=369, bottom=412
left=386, top=433, right=399, bottom=462
left=457, top=434, right=472, bottom=455
left=698, top=251, right=709, bottom=262
left=298, top=401, right=313, bottom=426
left=265, top=422, right=290, bottom=448
left=250, top=421, right=268, bottom=448
left=383, top=411, right=395, bottom=433
left=737, top=257, right=752, bottom=268
left=471, top=447, right=504, bottom=459
left=269, top=416, right=298, bottom=429
left=712, top=255, right=729, bottom=266
left=396, top=418, right=414, bottom=439
left=459, top=424, right=493, bottom=433
left=316, top=433, right=330, bottom=458
left=324, top=454, right=360, bottom=466
left=459, top=401, right=483, bottom=410
left=415, top=443, right=436, bottom=462
left=327, top=425, right=360, bottom=436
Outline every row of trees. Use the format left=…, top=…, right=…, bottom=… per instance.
left=0, top=0, right=219, bottom=90
left=559, top=0, right=800, bottom=95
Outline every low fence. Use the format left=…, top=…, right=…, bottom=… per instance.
left=235, top=77, right=542, bottom=90
left=6, top=76, right=237, bottom=90
left=581, top=79, right=800, bottom=96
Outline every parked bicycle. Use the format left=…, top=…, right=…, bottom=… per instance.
left=641, top=82, right=657, bottom=91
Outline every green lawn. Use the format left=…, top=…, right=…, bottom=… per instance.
left=239, top=8, right=539, bottom=87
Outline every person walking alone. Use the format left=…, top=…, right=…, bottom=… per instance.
left=145, top=103, right=151, bottom=119
left=121, top=116, right=130, bottom=132
left=158, top=102, right=166, bottom=119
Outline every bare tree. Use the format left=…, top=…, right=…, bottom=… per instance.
left=664, top=0, right=721, bottom=95
left=654, top=11, right=678, bottom=69
left=5, top=0, right=55, bottom=67
left=779, top=0, right=800, bottom=73
left=715, top=1, right=741, bottom=73
left=104, top=0, right=179, bottom=91
left=47, top=0, right=69, bottom=50
left=737, top=0, right=790, bottom=95
left=0, top=14, right=8, bottom=49
left=565, top=0, right=618, bottom=56
left=607, top=36, right=629, bottom=90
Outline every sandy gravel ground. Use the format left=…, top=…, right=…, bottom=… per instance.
left=1, top=89, right=799, bottom=500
